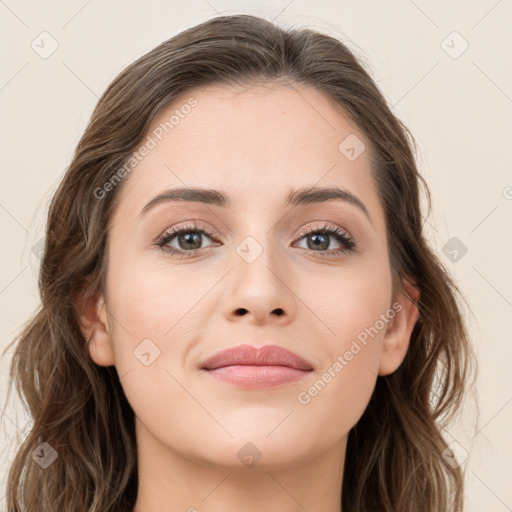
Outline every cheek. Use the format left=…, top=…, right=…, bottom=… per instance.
left=106, top=255, right=207, bottom=343
left=292, top=349, right=378, bottom=457
left=290, top=263, right=391, bottom=429
left=102, top=258, right=210, bottom=435
left=298, top=258, right=392, bottom=349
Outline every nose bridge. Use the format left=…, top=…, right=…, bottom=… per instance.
left=234, top=227, right=286, bottom=290
left=231, top=206, right=283, bottom=273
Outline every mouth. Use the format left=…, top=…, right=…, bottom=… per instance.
left=200, top=343, right=314, bottom=388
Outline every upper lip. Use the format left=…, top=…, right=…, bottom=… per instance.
left=201, top=344, right=314, bottom=371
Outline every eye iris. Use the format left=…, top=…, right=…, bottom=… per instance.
left=308, top=233, right=329, bottom=250
left=179, top=231, right=202, bottom=250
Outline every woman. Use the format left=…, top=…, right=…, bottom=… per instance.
left=3, top=14, right=476, bottom=512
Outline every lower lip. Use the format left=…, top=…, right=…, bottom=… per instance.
left=204, top=365, right=311, bottom=388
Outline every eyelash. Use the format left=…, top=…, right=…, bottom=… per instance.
left=154, top=221, right=356, bottom=259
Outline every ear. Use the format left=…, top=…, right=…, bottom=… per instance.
left=73, top=288, right=115, bottom=367
left=378, top=278, right=420, bottom=376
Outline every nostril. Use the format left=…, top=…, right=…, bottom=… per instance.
left=273, top=308, right=284, bottom=316
left=235, top=308, right=248, bottom=315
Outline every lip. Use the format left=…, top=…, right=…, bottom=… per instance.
left=200, top=344, right=314, bottom=388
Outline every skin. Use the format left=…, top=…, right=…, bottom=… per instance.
left=78, top=82, right=419, bottom=512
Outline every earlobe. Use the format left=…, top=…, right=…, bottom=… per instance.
left=378, top=278, right=420, bottom=376
left=73, top=289, right=115, bottom=367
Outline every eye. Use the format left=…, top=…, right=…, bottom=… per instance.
left=293, top=223, right=356, bottom=257
left=155, top=221, right=219, bottom=258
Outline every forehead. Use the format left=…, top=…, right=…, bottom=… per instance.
left=110, top=81, right=384, bottom=228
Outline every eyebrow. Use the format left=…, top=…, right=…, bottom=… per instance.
left=139, top=186, right=372, bottom=224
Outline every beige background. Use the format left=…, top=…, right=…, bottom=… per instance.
left=1, top=0, right=511, bottom=509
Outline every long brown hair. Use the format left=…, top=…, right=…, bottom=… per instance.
left=2, top=14, right=477, bottom=511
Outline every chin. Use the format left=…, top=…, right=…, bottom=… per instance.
left=184, top=430, right=316, bottom=471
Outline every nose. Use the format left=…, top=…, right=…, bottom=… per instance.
left=221, top=238, right=297, bottom=326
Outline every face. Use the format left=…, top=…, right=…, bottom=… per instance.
left=84, top=81, right=419, bottom=471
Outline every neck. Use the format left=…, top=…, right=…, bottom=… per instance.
left=132, top=420, right=346, bottom=512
